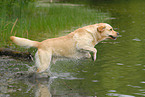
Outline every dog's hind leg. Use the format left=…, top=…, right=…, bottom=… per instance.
left=35, top=49, right=52, bottom=73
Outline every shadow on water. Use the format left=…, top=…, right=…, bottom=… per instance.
left=1, top=0, right=145, bottom=97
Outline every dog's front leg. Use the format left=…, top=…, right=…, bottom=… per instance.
left=80, top=46, right=97, bottom=61
left=93, top=49, right=97, bottom=61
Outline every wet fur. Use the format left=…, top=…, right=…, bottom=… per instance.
left=10, top=23, right=118, bottom=74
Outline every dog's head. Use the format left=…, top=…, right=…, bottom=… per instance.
left=97, top=23, right=119, bottom=40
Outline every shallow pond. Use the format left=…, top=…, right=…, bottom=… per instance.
left=1, top=0, right=145, bottom=97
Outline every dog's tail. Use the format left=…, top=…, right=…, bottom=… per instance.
left=10, top=36, right=40, bottom=48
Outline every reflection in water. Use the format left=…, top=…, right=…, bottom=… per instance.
left=35, top=84, right=51, bottom=97
left=1, top=0, right=145, bottom=97
left=27, top=78, right=52, bottom=97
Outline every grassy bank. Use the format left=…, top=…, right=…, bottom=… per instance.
left=0, top=1, right=109, bottom=51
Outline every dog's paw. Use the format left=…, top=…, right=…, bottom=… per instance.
left=85, top=52, right=91, bottom=58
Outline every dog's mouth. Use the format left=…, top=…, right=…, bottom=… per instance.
left=108, top=35, right=117, bottom=40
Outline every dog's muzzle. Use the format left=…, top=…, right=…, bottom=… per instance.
left=109, top=35, right=117, bottom=40
left=109, top=32, right=119, bottom=40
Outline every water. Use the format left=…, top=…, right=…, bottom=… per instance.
left=1, top=0, right=145, bottom=97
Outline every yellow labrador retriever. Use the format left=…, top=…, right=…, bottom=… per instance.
left=10, top=23, right=119, bottom=73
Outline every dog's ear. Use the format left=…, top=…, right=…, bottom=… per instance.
left=97, top=24, right=106, bottom=32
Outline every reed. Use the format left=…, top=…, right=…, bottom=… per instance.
left=0, top=2, right=109, bottom=51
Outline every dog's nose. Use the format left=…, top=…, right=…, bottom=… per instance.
left=117, top=32, right=119, bottom=35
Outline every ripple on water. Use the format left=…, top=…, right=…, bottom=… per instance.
left=132, top=38, right=141, bottom=41
left=116, top=63, right=124, bottom=65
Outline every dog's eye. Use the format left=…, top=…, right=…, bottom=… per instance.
left=110, top=29, right=112, bottom=31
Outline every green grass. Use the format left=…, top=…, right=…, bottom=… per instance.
left=0, top=2, right=109, bottom=51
